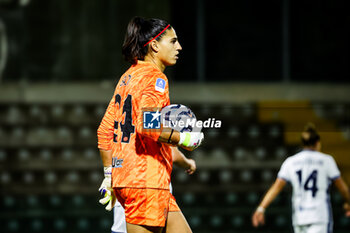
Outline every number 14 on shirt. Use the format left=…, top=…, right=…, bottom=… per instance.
left=296, top=170, right=319, bottom=198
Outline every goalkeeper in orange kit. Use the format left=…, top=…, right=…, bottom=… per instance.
left=97, top=16, right=204, bottom=233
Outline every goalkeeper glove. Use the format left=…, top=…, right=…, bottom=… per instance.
left=178, top=132, right=204, bottom=151
left=98, top=166, right=116, bottom=211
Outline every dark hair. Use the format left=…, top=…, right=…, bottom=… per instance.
left=122, top=16, right=171, bottom=65
left=301, top=123, right=320, bottom=147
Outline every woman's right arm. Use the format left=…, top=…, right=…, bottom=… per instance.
left=97, top=96, right=117, bottom=211
left=97, top=97, right=115, bottom=164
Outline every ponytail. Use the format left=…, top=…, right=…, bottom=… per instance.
left=122, top=16, right=171, bottom=65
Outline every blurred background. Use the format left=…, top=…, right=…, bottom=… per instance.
left=0, top=0, right=349, bottom=233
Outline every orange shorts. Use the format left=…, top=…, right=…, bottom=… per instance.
left=114, top=188, right=180, bottom=227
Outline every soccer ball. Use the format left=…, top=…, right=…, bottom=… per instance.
left=161, top=104, right=201, bottom=132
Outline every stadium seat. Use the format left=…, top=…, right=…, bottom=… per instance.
left=207, top=129, right=219, bottom=139
left=0, top=171, right=11, bottom=184
left=219, top=169, right=233, bottom=183
left=254, top=146, right=267, bottom=160
left=269, top=124, right=282, bottom=138
left=89, top=171, right=102, bottom=184
left=233, top=147, right=247, bottom=161
left=220, top=105, right=233, bottom=117
left=7, top=219, right=20, bottom=232
left=199, top=104, right=211, bottom=117
left=210, top=148, right=230, bottom=163
left=230, top=215, right=245, bottom=228
left=245, top=192, right=259, bottom=205
left=242, top=104, right=255, bottom=117
left=274, top=215, right=288, bottom=228
left=227, top=126, right=240, bottom=138
left=17, top=149, right=31, bottom=162
left=72, top=195, right=84, bottom=207
left=77, top=218, right=90, bottom=231
left=31, top=218, right=44, bottom=232
left=248, top=125, right=260, bottom=138
left=3, top=195, right=16, bottom=209
left=275, top=146, right=288, bottom=161
left=61, top=148, right=74, bottom=161
left=10, top=127, right=25, bottom=145
left=240, top=170, right=253, bottom=183
left=77, top=126, right=96, bottom=145
left=68, top=105, right=91, bottom=124
left=99, top=217, right=112, bottom=231
left=39, top=149, right=53, bottom=161
left=261, top=169, right=274, bottom=183
left=45, top=172, right=57, bottom=184
left=188, top=215, right=202, bottom=229
left=53, top=218, right=66, bottom=231
left=174, top=169, right=189, bottom=183
left=94, top=104, right=106, bottom=120
left=181, top=192, right=196, bottom=206
left=27, top=127, right=55, bottom=146
left=0, top=149, right=7, bottom=162
left=27, top=195, right=39, bottom=208
left=225, top=192, right=239, bottom=205
left=5, top=106, right=24, bottom=124
left=51, top=104, right=65, bottom=123
left=210, top=214, right=223, bottom=228
left=56, top=127, right=73, bottom=145
left=190, top=148, right=206, bottom=160
left=204, top=193, right=216, bottom=205
left=29, top=105, right=47, bottom=124
left=49, top=195, right=62, bottom=207
left=66, top=171, right=80, bottom=183
left=198, top=170, right=211, bottom=183
left=83, top=148, right=97, bottom=160
left=0, top=127, right=7, bottom=145
left=23, top=172, right=35, bottom=184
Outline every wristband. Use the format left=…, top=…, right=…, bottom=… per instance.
left=179, top=132, right=191, bottom=146
left=103, top=166, right=112, bottom=177
left=256, top=206, right=265, bottom=213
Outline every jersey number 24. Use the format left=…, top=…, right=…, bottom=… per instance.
left=114, top=94, right=135, bottom=143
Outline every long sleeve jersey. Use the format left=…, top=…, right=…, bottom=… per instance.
left=97, top=61, right=172, bottom=189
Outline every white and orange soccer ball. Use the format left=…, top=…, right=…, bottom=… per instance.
left=161, top=104, right=201, bottom=133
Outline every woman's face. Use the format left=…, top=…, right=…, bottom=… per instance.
left=156, top=28, right=182, bottom=66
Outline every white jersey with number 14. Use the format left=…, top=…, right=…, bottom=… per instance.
left=277, top=150, right=340, bottom=226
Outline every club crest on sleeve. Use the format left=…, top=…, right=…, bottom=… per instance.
left=155, top=78, right=166, bottom=93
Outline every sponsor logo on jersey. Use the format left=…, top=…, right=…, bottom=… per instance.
left=155, top=78, right=165, bottom=93
left=112, top=157, right=124, bottom=168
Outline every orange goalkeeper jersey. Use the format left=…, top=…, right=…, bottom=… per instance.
left=97, top=61, right=172, bottom=190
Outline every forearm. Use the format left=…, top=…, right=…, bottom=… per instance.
left=159, top=128, right=204, bottom=151
left=158, top=128, right=180, bottom=144
left=259, top=178, right=286, bottom=209
left=334, top=177, right=350, bottom=204
left=99, top=149, right=113, bottom=167
left=172, top=147, right=190, bottom=169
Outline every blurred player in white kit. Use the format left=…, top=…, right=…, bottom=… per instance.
left=252, top=123, right=350, bottom=233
